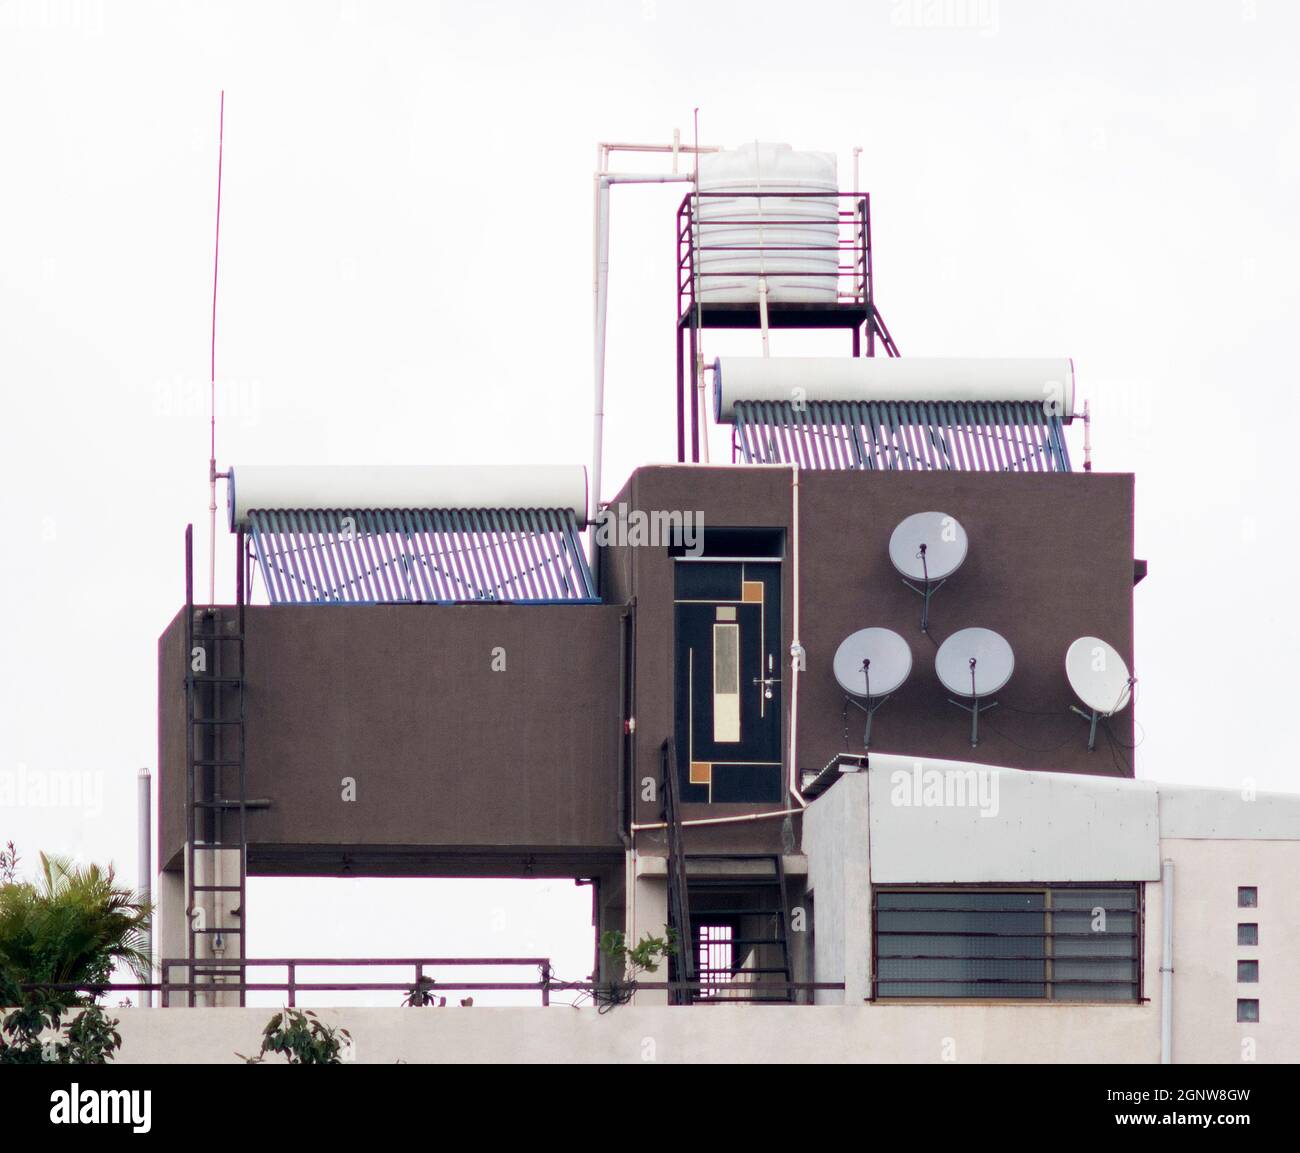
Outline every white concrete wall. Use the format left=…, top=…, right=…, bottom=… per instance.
left=109, top=1003, right=1158, bottom=1064
left=629, top=858, right=669, bottom=1006
left=866, top=756, right=1161, bottom=882
left=798, top=765, right=1300, bottom=1063
left=1162, top=838, right=1300, bottom=1064
left=803, top=768, right=871, bottom=1003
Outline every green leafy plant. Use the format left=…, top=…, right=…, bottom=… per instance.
left=0, top=846, right=145, bottom=1064
left=594, top=928, right=677, bottom=1011
left=0, top=842, right=17, bottom=885
left=239, top=1008, right=351, bottom=1064
left=402, top=975, right=441, bottom=1007
left=52, top=1003, right=123, bottom=1064
left=601, top=929, right=675, bottom=978
left=0, top=851, right=152, bottom=1012
left=0, top=993, right=122, bottom=1064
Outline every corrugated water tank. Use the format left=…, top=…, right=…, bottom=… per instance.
left=694, top=142, right=840, bottom=304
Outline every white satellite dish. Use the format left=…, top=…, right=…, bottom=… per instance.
left=834, top=628, right=912, bottom=697
left=833, top=628, right=912, bottom=749
left=1065, top=635, right=1134, bottom=750
left=935, top=627, right=1014, bottom=747
left=888, top=511, right=968, bottom=631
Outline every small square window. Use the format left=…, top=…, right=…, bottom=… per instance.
left=1237, top=998, right=1259, bottom=1023
left=1237, top=960, right=1259, bottom=983
left=1238, top=923, right=1258, bottom=946
left=1237, top=886, right=1258, bottom=908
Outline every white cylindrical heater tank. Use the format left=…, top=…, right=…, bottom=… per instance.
left=712, top=356, right=1076, bottom=422
left=694, top=143, right=840, bottom=304
left=227, top=464, right=589, bottom=530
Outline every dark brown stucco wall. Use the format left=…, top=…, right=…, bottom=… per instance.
left=158, top=604, right=626, bottom=870
left=608, top=465, right=1136, bottom=855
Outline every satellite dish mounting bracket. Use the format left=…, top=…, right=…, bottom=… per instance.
left=900, top=574, right=947, bottom=633
left=1069, top=674, right=1135, bottom=751
left=843, top=692, right=893, bottom=750
left=948, top=696, right=999, bottom=748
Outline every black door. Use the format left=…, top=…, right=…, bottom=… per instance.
left=674, top=561, right=782, bottom=803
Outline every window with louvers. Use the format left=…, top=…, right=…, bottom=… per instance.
left=873, top=886, right=1141, bottom=1001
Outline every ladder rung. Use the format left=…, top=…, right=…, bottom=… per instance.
left=190, top=675, right=244, bottom=684
left=690, top=908, right=784, bottom=917
left=190, top=926, right=243, bottom=934
left=190, top=718, right=243, bottom=726
left=696, top=992, right=793, bottom=1001
left=192, top=759, right=242, bottom=767
left=191, top=884, right=242, bottom=892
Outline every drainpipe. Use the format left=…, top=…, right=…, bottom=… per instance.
left=788, top=464, right=807, bottom=806
left=138, top=768, right=152, bottom=1007
left=617, top=606, right=632, bottom=851
left=1160, top=858, right=1174, bottom=1064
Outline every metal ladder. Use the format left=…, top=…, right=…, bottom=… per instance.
left=686, top=854, right=795, bottom=1003
left=661, top=740, right=795, bottom=1004
left=183, top=525, right=248, bottom=1006
left=661, top=739, right=696, bottom=1005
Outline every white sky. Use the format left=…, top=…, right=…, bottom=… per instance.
left=2, top=0, right=1297, bottom=997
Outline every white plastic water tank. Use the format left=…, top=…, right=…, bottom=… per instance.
left=693, top=142, right=840, bottom=305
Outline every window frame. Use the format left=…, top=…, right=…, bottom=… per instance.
left=870, top=882, right=1145, bottom=1004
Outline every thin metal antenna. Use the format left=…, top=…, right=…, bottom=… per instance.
left=208, top=90, right=225, bottom=607
left=691, top=107, right=710, bottom=463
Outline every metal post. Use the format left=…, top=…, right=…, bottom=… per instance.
left=689, top=322, right=699, bottom=462
left=138, top=768, right=152, bottom=1007
left=676, top=325, right=686, bottom=462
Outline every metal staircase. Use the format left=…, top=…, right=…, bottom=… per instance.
left=183, top=525, right=249, bottom=1006
left=687, top=855, right=795, bottom=1003
left=661, top=740, right=795, bottom=1004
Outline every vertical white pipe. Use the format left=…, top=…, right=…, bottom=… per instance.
left=1160, top=857, right=1174, bottom=1064
left=591, top=170, right=695, bottom=556
left=788, top=464, right=806, bottom=806
left=591, top=176, right=611, bottom=558
left=138, top=768, right=153, bottom=1008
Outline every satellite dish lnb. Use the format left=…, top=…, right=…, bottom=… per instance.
left=935, top=627, right=1014, bottom=747
left=1065, top=636, right=1134, bottom=751
left=833, top=627, right=912, bottom=749
left=889, top=511, right=968, bottom=632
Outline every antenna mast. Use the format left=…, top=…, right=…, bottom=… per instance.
left=208, top=90, right=225, bottom=607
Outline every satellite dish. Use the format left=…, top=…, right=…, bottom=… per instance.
left=935, top=627, right=1014, bottom=747
left=833, top=628, right=912, bottom=698
left=832, top=628, right=911, bottom=749
left=888, top=511, right=968, bottom=631
left=1066, top=636, right=1134, bottom=750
